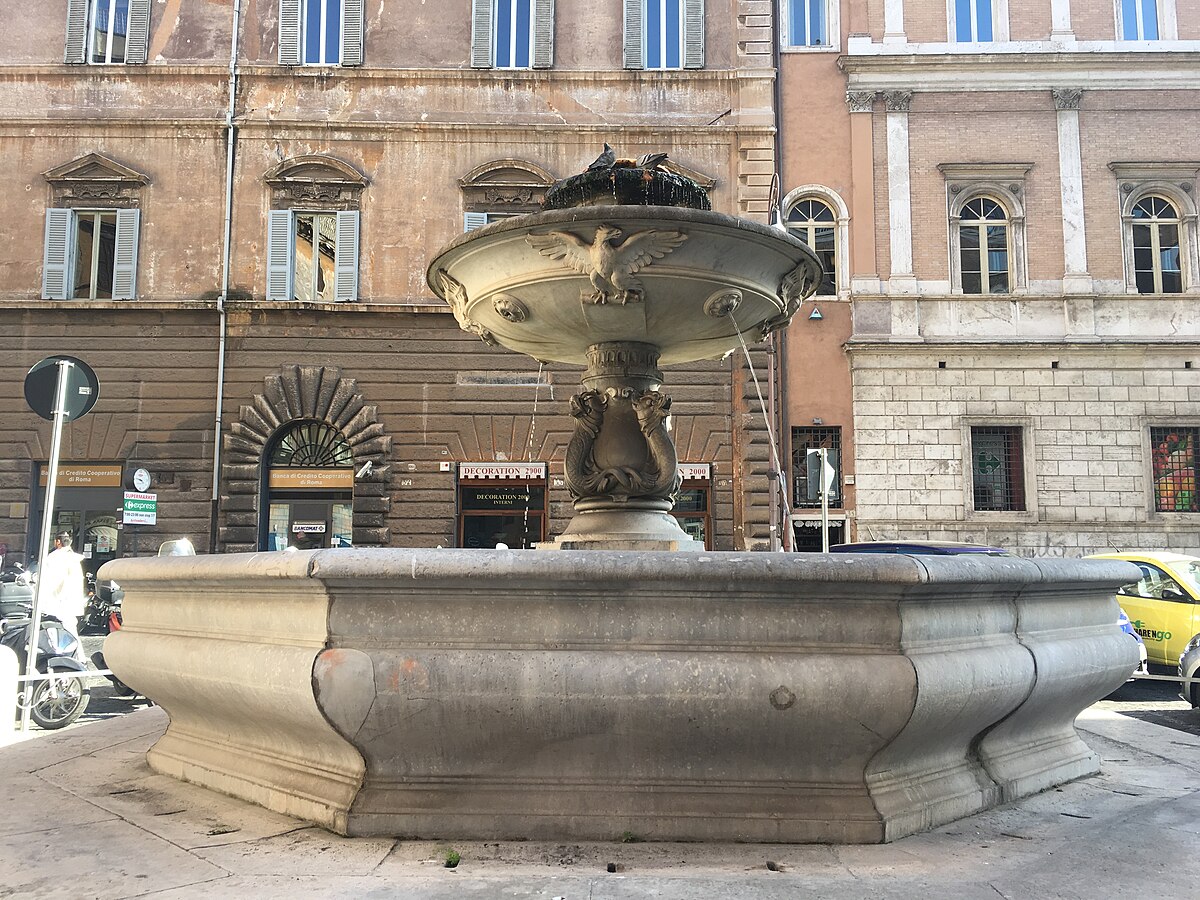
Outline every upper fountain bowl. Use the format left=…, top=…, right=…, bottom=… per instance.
left=426, top=204, right=823, bottom=367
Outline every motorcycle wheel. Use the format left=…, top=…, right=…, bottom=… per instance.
left=29, top=667, right=89, bottom=730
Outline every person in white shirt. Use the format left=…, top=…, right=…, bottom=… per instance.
left=38, top=531, right=87, bottom=639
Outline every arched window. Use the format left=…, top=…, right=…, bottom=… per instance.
left=1131, top=195, right=1182, bottom=294
left=786, top=198, right=837, bottom=295
left=958, top=196, right=1010, bottom=294
left=269, top=421, right=354, bottom=467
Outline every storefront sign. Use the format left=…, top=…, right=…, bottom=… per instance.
left=460, top=485, right=546, bottom=511
left=122, top=491, right=157, bottom=525
left=39, top=464, right=123, bottom=487
left=268, top=468, right=354, bottom=490
left=458, top=462, right=547, bottom=480
left=292, top=522, right=327, bottom=534
left=679, top=463, right=711, bottom=481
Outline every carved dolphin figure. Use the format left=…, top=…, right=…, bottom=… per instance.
left=527, top=225, right=687, bottom=304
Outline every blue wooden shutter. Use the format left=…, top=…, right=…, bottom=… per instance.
left=341, top=0, right=364, bottom=66
left=464, top=212, right=489, bottom=231
left=279, top=0, right=302, bottom=65
left=111, top=209, right=141, bottom=300
left=125, top=0, right=152, bottom=64
left=64, top=0, right=88, bottom=64
left=267, top=210, right=295, bottom=301
left=532, top=0, right=554, bottom=68
left=42, top=209, right=74, bottom=300
left=623, top=0, right=644, bottom=69
left=683, top=0, right=704, bottom=69
left=334, top=210, right=360, bottom=302
left=471, top=0, right=494, bottom=67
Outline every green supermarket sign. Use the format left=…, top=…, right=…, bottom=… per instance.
left=123, top=491, right=157, bottom=525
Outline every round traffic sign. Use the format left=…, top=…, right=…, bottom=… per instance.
left=24, top=356, right=100, bottom=421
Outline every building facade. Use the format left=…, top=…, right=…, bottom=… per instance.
left=0, top=0, right=789, bottom=564
left=775, top=0, right=1200, bottom=554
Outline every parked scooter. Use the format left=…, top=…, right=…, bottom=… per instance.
left=89, top=586, right=138, bottom=699
left=0, top=598, right=90, bottom=729
left=81, top=572, right=120, bottom=635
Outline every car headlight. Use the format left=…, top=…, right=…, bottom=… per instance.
left=1184, top=633, right=1200, bottom=656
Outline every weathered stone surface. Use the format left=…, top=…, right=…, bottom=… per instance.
left=102, top=549, right=1139, bottom=844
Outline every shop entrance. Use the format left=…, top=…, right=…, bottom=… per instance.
left=672, top=463, right=713, bottom=549
left=457, top=463, right=547, bottom=549
left=260, top=421, right=355, bottom=551
left=29, top=463, right=125, bottom=571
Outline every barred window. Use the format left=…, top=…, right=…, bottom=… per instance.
left=971, top=426, right=1025, bottom=511
left=1151, top=427, right=1198, bottom=512
left=792, top=426, right=841, bottom=509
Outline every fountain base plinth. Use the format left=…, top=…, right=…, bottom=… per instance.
left=541, top=506, right=704, bottom=551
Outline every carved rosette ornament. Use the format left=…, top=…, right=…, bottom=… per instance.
left=704, top=289, right=742, bottom=318
left=527, top=224, right=687, bottom=305
left=492, top=293, right=529, bottom=323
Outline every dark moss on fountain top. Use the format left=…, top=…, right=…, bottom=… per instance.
left=542, top=167, right=712, bottom=211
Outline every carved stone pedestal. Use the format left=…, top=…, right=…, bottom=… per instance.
left=547, top=341, right=703, bottom=551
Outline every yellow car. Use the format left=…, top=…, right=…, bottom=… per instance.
left=1088, top=552, right=1200, bottom=667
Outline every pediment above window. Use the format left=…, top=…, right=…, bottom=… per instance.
left=266, top=155, right=368, bottom=208
left=43, top=153, right=149, bottom=207
left=460, top=159, right=556, bottom=213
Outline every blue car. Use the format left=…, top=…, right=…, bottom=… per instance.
left=828, top=540, right=1010, bottom=556
left=1118, top=606, right=1149, bottom=679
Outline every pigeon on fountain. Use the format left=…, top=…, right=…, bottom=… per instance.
left=587, top=143, right=616, bottom=170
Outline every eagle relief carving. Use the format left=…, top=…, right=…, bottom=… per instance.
left=527, top=224, right=687, bottom=305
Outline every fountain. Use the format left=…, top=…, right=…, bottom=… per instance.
left=103, top=155, right=1139, bottom=843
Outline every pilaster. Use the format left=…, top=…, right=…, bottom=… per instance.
left=884, top=91, right=917, bottom=297
left=1053, top=88, right=1092, bottom=295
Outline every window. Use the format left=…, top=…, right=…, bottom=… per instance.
left=970, top=426, right=1025, bottom=512
left=1150, top=427, right=1197, bottom=512
left=623, top=0, right=704, bottom=70
left=42, top=208, right=140, bottom=301
left=278, top=0, right=364, bottom=66
left=953, top=0, right=993, bottom=40
left=267, top=210, right=359, bottom=302
left=786, top=199, right=837, bottom=295
left=471, top=0, right=553, bottom=68
left=65, top=0, right=150, bottom=65
left=792, top=426, right=841, bottom=509
left=1120, top=0, right=1160, bottom=39
left=958, top=197, right=1010, bottom=294
left=265, top=155, right=365, bottom=301
left=1131, top=196, right=1182, bottom=294
left=464, top=212, right=516, bottom=231
left=460, top=159, right=555, bottom=230
left=783, top=0, right=830, bottom=47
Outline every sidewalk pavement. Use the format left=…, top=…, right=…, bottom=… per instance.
left=1, top=707, right=1197, bottom=899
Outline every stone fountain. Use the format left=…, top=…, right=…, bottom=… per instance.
left=103, top=156, right=1139, bottom=844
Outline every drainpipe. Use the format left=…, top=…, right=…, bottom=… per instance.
left=769, top=5, right=793, bottom=551
left=209, top=0, right=242, bottom=554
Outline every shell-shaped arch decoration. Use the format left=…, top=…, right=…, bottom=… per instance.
left=219, top=365, right=392, bottom=551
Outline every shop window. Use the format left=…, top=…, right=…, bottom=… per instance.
left=30, top=464, right=126, bottom=570
left=671, top=464, right=712, bottom=548
left=457, top=463, right=547, bottom=549
left=262, top=421, right=355, bottom=550
left=970, top=425, right=1025, bottom=512
left=65, top=0, right=151, bottom=65
left=471, top=0, right=554, bottom=68
left=1150, top=426, right=1198, bottom=513
left=623, top=0, right=704, bottom=70
left=792, top=426, right=842, bottom=509
left=278, top=0, right=365, bottom=66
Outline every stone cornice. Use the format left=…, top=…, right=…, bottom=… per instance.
left=839, top=51, right=1200, bottom=91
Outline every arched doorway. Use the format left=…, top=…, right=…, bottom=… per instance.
left=261, top=420, right=355, bottom=550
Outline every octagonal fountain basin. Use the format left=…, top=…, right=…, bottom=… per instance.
left=103, top=549, right=1139, bottom=843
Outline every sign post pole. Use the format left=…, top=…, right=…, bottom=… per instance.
left=819, top=448, right=831, bottom=554
left=20, top=359, right=73, bottom=732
